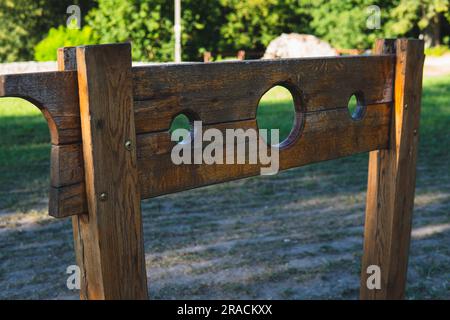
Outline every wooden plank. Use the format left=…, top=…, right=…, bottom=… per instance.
left=56, top=47, right=90, bottom=301
left=0, top=54, right=395, bottom=141
left=48, top=49, right=85, bottom=220
left=57, top=47, right=95, bottom=302
left=49, top=183, right=87, bottom=217
left=137, top=103, right=390, bottom=198
left=132, top=55, right=395, bottom=133
left=44, top=102, right=391, bottom=217
left=50, top=143, right=84, bottom=187
left=0, top=54, right=396, bottom=218
left=360, top=39, right=425, bottom=299
left=0, top=70, right=80, bottom=145
left=58, top=47, right=77, bottom=71
left=75, top=43, right=148, bottom=299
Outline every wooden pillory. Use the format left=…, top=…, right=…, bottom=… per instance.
left=0, top=38, right=424, bottom=299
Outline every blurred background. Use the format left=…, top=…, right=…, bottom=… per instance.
left=0, top=0, right=449, bottom=63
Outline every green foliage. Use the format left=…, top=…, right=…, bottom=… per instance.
left=0, top=0, right=97, bottom=62
left=2, top=0, right=450, bottom=62
left=425, top=45, right=450, bottom=56
left=308, top=0, right=395, bottom=50
left=218, top=0, right=313, bottom=54
left=86, top=0, right=313, bottom=61
left=390, top=0, right=449, bottom=34
left=86, top=0, right=175, bottom=61
left=389, top=0, right=450, bottom=46
left=34, top=25, right=99, bottom=61
left=86, top=0, right=225, bottom=62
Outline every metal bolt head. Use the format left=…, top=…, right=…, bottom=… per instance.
left=99, top=193, right=108, bottom=201
left=405, top=104, right=408, bottom=109
left=125, top=140, right=133, bottom=151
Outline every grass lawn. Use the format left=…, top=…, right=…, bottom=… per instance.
left=0, top=76, right=448, bottom=299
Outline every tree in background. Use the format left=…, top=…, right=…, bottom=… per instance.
left=86, top=0, right=174, bottom=61
left=34, top=24, right=99, bottom=61
left=87, top=0, right=313, bottom=61
left=0, top=0, right=96, bottom=62
left=86, top=0, right=225, bottom=62
left=2, top=0, right=450, bottom=63
left=389, top=0, right=450, bottom=46
left=218, top=0, right=313, bottom=56
left=308, top=0, right=396, bottom=50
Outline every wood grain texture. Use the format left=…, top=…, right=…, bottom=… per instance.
left=0, top=52, right=396, bottom=218
left=39, top=100, right=391, bottom=216
left=361, top=39, right=425, bottom=299
left=0, top=70, right=80, bottom=144
left=1, top=55, right=395, bottom=137
left=58, top=47, right=77, bottom=71
left=132, top=55, right=395, bottom=133
left=56, top=47, right=90, bottom=301
left=75, top=43, right=148, bottom=299
left=137, top=103, right=390, bottom=198
left=48, top=49, right=85, bottom=218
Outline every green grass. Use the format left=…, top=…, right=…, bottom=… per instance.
left=424, top=45, right=450, bottom=57
left=0, top=98, right=51, bottom=210
left=257, top=85, right=296, bottom=144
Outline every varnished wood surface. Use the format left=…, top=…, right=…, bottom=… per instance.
left=0, top=54, right=395, bottom=218
left=361, top=39, right=425, bottom=299
left=75, top=43, right=148, bottom=299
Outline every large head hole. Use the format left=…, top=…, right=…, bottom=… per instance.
left=256, top=85, right=299, bottom=147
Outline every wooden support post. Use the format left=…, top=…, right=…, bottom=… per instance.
left=57, top=47, right=90, bottom=299
left=72, top=43, right=148, bottom=299
left=361, top=39, right=425, bottom=299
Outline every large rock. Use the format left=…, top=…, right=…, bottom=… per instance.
left=263, top=33, right=338, bottom=59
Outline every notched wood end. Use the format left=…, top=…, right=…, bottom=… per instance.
left=49, top=184, right=88, bottom=218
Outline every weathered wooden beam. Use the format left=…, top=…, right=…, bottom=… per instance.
left=361, top=39, right=425, bottom=299
left=1, top=54, right=395, bottom=137
left=75, top=43, right=148, bottom=299
left=132, top=55, right=395, bottom=133
left=0, top=70, right=80, bottom=144
left=0, top=54, right=396, bottom=218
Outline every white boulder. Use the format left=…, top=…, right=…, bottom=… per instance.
left=263, top=33, right=338, bottom=59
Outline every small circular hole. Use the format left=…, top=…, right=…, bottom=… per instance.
left=347, top=93, right=365, bottom=120
left=256, top=85, right=297, bottom=147
left=169, top=113, right=192, bottom=143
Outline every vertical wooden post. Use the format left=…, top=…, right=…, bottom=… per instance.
left=57, top=47, right=90, bottom=299
left=361, top=39, right=425, bottom=299
left=73, top=43, right=148, bottom=299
